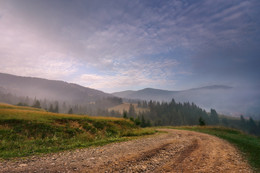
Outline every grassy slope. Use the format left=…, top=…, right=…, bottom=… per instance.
left=173, top=126, right=260, bottom=172
left=0, top=103, right=155, bottom=159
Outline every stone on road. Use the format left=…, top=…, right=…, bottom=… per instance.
left=0, top=129, right=252, bottom=173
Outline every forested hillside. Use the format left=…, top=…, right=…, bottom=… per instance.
left=0, top=89, right=122, bottom=116
left=124, top=99, right=260, bottom=136
left=113, top=86, right=260, bottom=121
left=0, top=73, right=119, bottom=105
left=1, top=88, right=259, bottom=136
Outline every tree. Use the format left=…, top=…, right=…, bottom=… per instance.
left=146, top=119, right=152, bottom=127
left=137, top=101, right=141, bottom=107
left=48, top=104, right=54, bottom=112
left=248, top=117, right=257, bottom=135
left=24, top=96, right=30, bottom=105
left=143, top=101, right=148, bottom=108
left=32, top=100, right=41, bottom=108
left=129, top=117, right=134, bottom=122
left=62, top=102, right=67, bottom=113
left=68, top=108, right=73, bottom=114
left=141, top=115, right=146, bottom=127
left=41, top=99, right=47, bottom=110
left=210, top=109, right=219, bottom=125
left=199, top=117, right=206, bottom=126
left=128, top=104, right=136, bottom=117
left=240, top=115, right=246, bottom=130
left=123, top=111, right=128, bottom=119
left=171, top=98, right=176, bottom=105
left=54, top=102, right=59, bottom=113
left=221, top=118, right=229, bottom=126
left=134, top=116, right=141, bottom=126
left=17, top=102, right=28, bottom=106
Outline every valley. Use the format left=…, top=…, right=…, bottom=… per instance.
left=1, top=1, right=259, bottom=172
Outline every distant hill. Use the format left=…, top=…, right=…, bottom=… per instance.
left=0, top=72, right=114, bottom=104
left=112, top=85, right=232, bottom=102
left=112, top=90, right=136, bottom=98
left=113, top=88, right=177, bottom=102
left=112, top=85, right=260, bottom=119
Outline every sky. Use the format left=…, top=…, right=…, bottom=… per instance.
left=0, top=0, right=259, bottom=93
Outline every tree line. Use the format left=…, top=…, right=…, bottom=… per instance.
left=0, top=92, right=122, bottom=116
left=127, top=99, right=260, bottom=136
left=1, top=92, right=259, bottom=136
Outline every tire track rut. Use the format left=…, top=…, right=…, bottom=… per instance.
left=0, top=129, right=253, bottom=173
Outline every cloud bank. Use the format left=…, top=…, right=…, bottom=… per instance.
left=0, top=0, right=259, bottom=92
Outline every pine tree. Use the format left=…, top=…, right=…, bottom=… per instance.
left=210, top=109, right=219, bottom=125
left=141, top=115, right=146, bottom=127
left=248, top=117, right=257, bottom=135
left=68, top=108, right=73, bottom=114
left=137, top=101, right=141, bottom=108
left=134, top=116, right=141, bottom=126
left=62, top=102, right=67, bottom=113
left=128, top=104, right=136, bottom=117
left=48, top=104, right=54, bottom=112
left=123, top=111, right=128, bottom=119
left=54, top=102, right=59, bottom=113
left=199, top=117, right=206, bottom=126
left=32, top=100, right=41, bottom=108
left=240, top=115, right=246, bottom=130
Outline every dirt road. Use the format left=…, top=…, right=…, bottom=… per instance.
left=0, top=129, right=253, bottom=172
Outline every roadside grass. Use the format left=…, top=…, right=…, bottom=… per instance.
left=121, top=128, right=157, bottom=137
left=172, top=126, right=260, bottom=172
left=0, top=103, right=156, bottom=159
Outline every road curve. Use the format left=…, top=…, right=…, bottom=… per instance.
left=0, top=129, right=253, bottom=173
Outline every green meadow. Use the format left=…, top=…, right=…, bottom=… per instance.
left=0, top=103, right=155, bottom=159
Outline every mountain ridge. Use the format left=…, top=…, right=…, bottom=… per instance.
left=0, top=72, right=113, bottom=104
left=112, top=85, right=260, bottom=118
left=112, top=84, right=233, bottom=99
left=0, top=72, right=259, bottom=119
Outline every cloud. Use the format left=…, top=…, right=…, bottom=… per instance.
left=76, top=58, right=178, bottom=92
left=78, top=72, right=176, bottom=92
left=0, top=0, right=259, bottom=91
left=0, top=51, right=78, bottom=80
left=0, top=2, right=79, bottom=79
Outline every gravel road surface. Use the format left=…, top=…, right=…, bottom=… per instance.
left=0, top=129, right=253, bottom=173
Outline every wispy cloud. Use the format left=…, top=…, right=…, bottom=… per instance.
left=76, top=58, right=178, bottom=92
left=0, top=0, right=259, bottom=91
